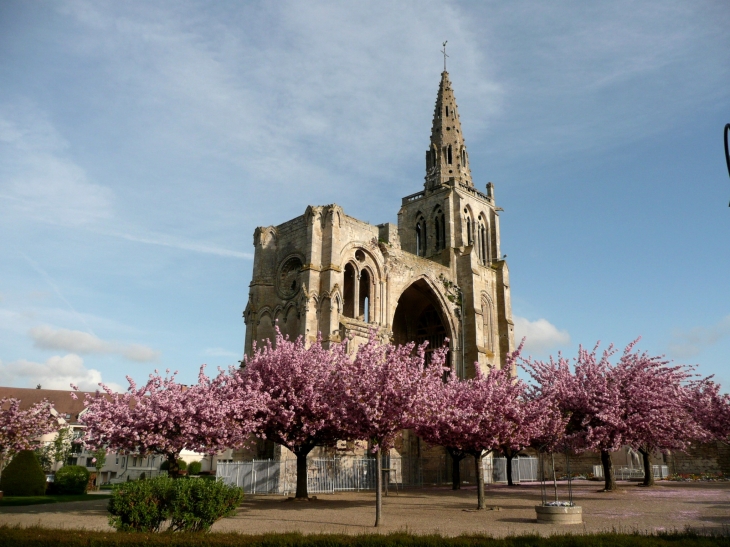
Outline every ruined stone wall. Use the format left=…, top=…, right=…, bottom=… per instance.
left=666, top=442, right=730, bottom=475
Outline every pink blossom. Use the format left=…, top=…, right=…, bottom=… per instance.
left=0, top=398, right=56, bottom=470
left=77, top=365, right=265, bottom=477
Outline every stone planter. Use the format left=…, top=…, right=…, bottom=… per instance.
left=535, top=504, right=582, bottom=524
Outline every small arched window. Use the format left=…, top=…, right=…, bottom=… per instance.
left=445, top=106, right=449, bottom=117
left=447, top=145, right=453, bottom=165
left=343, top=263, right=356, bottom=317
left=359, top=269, right=371, bottom=322
left=440, top=212, right=446, bottom=250
left=477, top=215, right=489, bottom=265
left=465, top=208, right=472, bottom=246
left=415, top=216, right=427, bottom=257
left=435, top=216, right=441, bottom=251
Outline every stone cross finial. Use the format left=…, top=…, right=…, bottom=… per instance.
left=441, top=41, right=449, bottom=72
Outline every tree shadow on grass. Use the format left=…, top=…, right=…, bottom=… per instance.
left=0, top=499, right=109, bottom=515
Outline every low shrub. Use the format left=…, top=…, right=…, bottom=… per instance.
left=54, top=465, right=90, bottom=495
left=187, top=460, right=202, bottom=475
left=107, top=476, right=243, bottom=533
left=168, top=478, right=243, bottom=532
left=0, top=450, right=46, bottom=496
left=108, top=476, right=174, bottom=532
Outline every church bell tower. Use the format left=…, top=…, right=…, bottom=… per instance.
left=397, top=69, right=515, bottom=375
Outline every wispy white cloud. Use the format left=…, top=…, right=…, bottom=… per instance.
left=668, top=315, right=730, bottom=359
left=21, top=253, right=96, bottom=335
left=203, top=347, right=239, bottom=358
left=111, top=231, right=253, bottom=260
left=30, top=325, right=160, bottom=362
left=514, top=316, right=571, bottom=355
left=57, top=0, right=500, bottom=221
left=0, top=102, right=114, bottom=226
left=0, top=353, right=124, bottom=392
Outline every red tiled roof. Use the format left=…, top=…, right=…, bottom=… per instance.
left=0, top=386, right=103, bottom=422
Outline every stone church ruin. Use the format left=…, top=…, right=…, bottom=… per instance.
left=244, top=70, right=515, bottom=380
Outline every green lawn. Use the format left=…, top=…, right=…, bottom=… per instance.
left=0, top=493, right=111, bottom=506
left=0, top=528, right=728, bottom=547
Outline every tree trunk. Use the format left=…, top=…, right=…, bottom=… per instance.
left=474, top=451, right=485, bottom=510
left=294, top=450, right=310, bottom=499
left=639, top=448, right=654, bottom=487
left=505, top=449, right=515, bottom=486
left=600, top=449, right=616, bottom=491
left=167, top=454, right=180, bottom=479
left=375, top=450, right=382, bottom=527
left=446, top=448, right=464, bottom=490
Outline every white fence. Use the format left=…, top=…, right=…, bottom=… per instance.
left=492, top=456, right=540, bottom=484
left=217, top=455, right=539, bottom=495
left=592, top=464, right=670, bottom=480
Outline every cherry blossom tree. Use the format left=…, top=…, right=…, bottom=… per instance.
left=687, top=378, right=730, bottom=445
left=241, top=330, right=351, bottom=499
left=415, top=355, right=530, bottom=510
left=523, top=340, right=703, bottom=491
left=498, top=393, right=544, bottom=487
left=523, top=343, right=627, bottom=491
left=339, top=332, right=445, bottom=526
left=76, top=366, right=261, bottom=478
left=621, top=350, right=701, bottom=486
left=0, top=398, right=56, bottom=474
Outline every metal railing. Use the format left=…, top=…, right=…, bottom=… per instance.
left=592, top=464, right=669, bottom=480
left=217, top=455, right=539, bottom=495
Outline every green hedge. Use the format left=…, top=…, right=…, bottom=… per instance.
left=108, top=476, right=244, bottom=533
left=188, top=461, right=202, bottom=475
left=0, top=527, right=728, bottom=547
left=54, top=465, right=90, bottom=495
left=0, top=450, right=46, bottom=496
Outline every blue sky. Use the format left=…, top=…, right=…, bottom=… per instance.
left=1, top=1, right=728, bottom=392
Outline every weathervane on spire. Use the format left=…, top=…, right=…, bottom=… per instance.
left=441, top=41, right=449, bottom=71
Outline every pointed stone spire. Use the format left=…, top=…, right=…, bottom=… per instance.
left=424, top=71, right=473, bottom=191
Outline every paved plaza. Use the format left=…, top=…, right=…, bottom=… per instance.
left=0, top=481, right=728, bottom=537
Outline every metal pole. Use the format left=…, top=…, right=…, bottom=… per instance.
left=725, top=124, right=730, bottom=206
left=566, top=452, right=573, bottom=506
left=537, top=452, right=543, bottom=504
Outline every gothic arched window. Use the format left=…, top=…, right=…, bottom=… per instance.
left=434, top=216, right=441, bottom=251
left=481, top=294, right=494, bottom=352
left=343, top=263, right=356, bottom=317
left=415, top=215, right=427, bottom=257
left=447, top=144, right=453, bottom=165
left=464, top=208, right=472, bottom=246
left=359, top=269, right=371, bottom=323
left=477, top=215, right=489, bottom=265
left=440, top=211, right=446, bottom=250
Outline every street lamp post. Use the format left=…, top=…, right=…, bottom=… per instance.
left=725, top=124, right=730, bottom=206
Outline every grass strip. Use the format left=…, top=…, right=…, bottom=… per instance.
left=0, top=494, right=112, bottom=507
left=0, top=526, right=728, bottom=547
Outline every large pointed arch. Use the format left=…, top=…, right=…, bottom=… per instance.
left=392, top=276, right=454, bottom=368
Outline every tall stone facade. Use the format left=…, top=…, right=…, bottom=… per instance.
left=244, top=71, right=515, bottom=379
